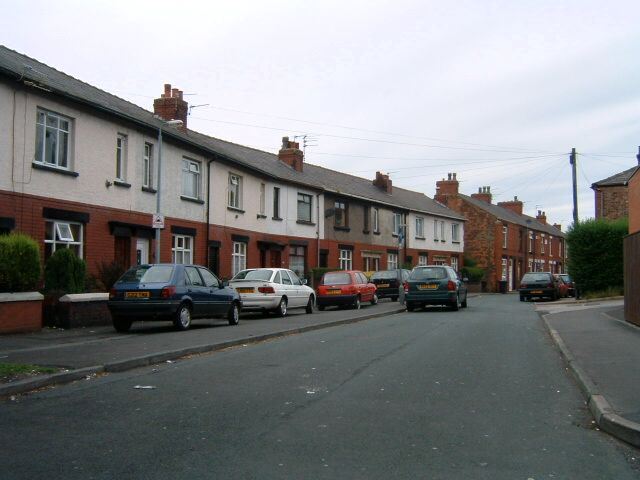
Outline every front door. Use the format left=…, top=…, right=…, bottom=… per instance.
left=136, top=239, right=149, bottom=265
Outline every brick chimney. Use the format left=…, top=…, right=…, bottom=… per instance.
left=278, top=137, right=304, bottom=172
left=373, top=171, right=393, bottom=194
left=154, top=83, right=188, bottom=128
left=536, top=210, right=547, bottom=224
left=497, top=196, right=523, bottom=215
left=553, top=223, right=562, bottom=231
left=471, top=186, right=492, bottom=204
left=435, top=173, right=459, bottom=203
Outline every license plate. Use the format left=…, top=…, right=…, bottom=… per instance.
left=236, top=287, right=254, bottom=294
left=377, top=283, right=390, bottom=288
left=418, top=284, right=438, bottom=290
left=530, top=290, right=543, bottom=294
left=326, top=289, right=341, bottom=295
left=125, top=291, right=150, bottom=298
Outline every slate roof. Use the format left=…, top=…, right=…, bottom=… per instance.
left=460, top=194, right=565, bottom=237
left=0, top=44, right=463, bottom=221
left=591, top=166, right=639, bottom=188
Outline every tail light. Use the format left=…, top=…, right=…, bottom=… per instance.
left=109, top=288, right=116, bottom=300
left=403, top=282, right=409, bottom=293
left=161, top=286, right=176, bottom=298
left=344, top=285, right=357, bottom=295
left=447, top=280, right=456, bottom=291
left=258, top=286, right=275, bottom=294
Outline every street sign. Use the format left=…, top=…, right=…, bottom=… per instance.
left=152, top=214, right=165, bottom=229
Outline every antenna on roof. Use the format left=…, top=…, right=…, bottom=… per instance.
left=294, top=134, right=318, bottom=157
left=189, top=104, right=210, bottom=115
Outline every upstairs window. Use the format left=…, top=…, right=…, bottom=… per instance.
left=415, top=217, right=424, bottom=238
left=35, top=109, right=71, bottom=169
left=273, top=187, right=281, bottom=219
left=182, top=158, right=201, bottom=199
left=393, top=213, right=403, bottom=236
left=297, top=193, right=312, bottom=222
left=373, top=208, right=380, bottom=233
left=259, top=183, right=266, bottom=216
left=452, top=223, right=460, bottom=242
left=116, top=134, right=127, bottom=181
left=228, top=173, right=242, bottom=208
left=502, top=225, right=508, bottom=248
left=335, top=201, right=348, bottom=227
left=143, top=143, right=153, bottom=188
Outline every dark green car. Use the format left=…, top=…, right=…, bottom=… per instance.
left=404, top=266, right=468, bottom=311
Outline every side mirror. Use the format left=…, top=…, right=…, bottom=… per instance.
left=302, top=278, right=308, bottom=285
left=222, top=280, right=229, bottom=287
left=462, top=277, right=469, bottom=282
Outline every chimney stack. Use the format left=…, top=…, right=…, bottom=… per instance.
left=471, top=186, right=492, bottom=204
left=497, top=195, right=523, bottom=215
left=435, top=172, right=460, bottom=203
left=536, top=210, right=547, bottom=224
left=373, top=171, right=393, bottom=193
left=278, top=136, right=304, bottom=172
left=153, top=83, right=188, bottom=128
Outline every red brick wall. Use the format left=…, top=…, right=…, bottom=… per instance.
left=594, top=185, right=629, bottom=221
left=0, top=300, right=42, bottom=333
left=629, top=173, right=640, bottom=234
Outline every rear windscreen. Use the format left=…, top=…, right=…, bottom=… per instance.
left=322, top=273, right=351, bottom=285
left=242, top=270, right=274, bottom=281
left=119, top=265, right=174, bottom=284
left=372, top=271, right=397, bottom=280
left=522, top=273, right=550, bottom=282
left=409, top=268, right=446, bottom=281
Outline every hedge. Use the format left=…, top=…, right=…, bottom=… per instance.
left=0, top=233, right=41, bottom=292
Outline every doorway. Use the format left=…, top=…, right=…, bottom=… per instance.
left=136, top=238, right=149, bottom=265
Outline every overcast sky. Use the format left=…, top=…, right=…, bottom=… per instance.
left=3, top=0, right=640, bottom=229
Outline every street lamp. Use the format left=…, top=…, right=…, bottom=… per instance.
left=154, top=118, right=183, bottom=264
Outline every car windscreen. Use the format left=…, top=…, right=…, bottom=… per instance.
left=409, top=267, right=446, bottom=281
left=372, top=271, right=397, bottom=280
left=118, top=265, right=174, bottom=284
left=521, top=273, right=551, bottom=282
left=241, top=269, right=274, bottom=281
left=322, top=273, right=351, bottom=285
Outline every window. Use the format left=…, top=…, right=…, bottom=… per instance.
left=393, top=213, right=403, bottom=236
left=451, top=256, right=459, bottom=272
left=143, top=143, right=153, bottom=188
left=502, top=225, right=508, bottom=248
left=35, top=109, right=71, bottom=169
left=297, top=193, right=312, bottom=222
left=373, top=208, right=379, bottom=232
left=232, top=242, right=247, bottom=276
left=335, top=201, right=348, bottom=227
left=501, top=257, right=508, bottom=281
left=339, top=249, right=352, bottom=270
left=363, top=255, right=379, bottom=272
left=452, top=223, right=460, bottom=242
left=172, top=235, right=193, bottom=264
left=259, top=183, right=266, bottom=216
left=434, top=220, right=439, bottom=241
left=541, top=235, right=546, bottom=254
left=528, top=259, right=533, bottom=271
left=363, top=206, right=370, bottom=232
left=529, top=231, right=534, bottom=253
left=440, top=221, right=446, bottom=241
left=198, top=267, right=220, bottom=288
left=559, top=240, right=563, bottom=258
left=44, top=220, right=83, bottom=260
left=418, top=254, right=428, bottom=266
left=228, top=173, right=242, bottom=208
left=549, top=236, right=553, bottom=257
left=415, top=217, right=424, bottom=238
left=116, top=134, right=127, bottom=181
left=273, top=187, right=281, bottom=219
left=388, top=253, right=398, bottom=270
left=182, top=159, right=201, bottom=199
left=289, top=245, right=306, bottom=278
left=185, top=266, right=203, bottom=286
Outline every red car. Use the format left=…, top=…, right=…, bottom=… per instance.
left=316, top=270, right=378, bottom=310
left=554, top=274, right=570, bottom=298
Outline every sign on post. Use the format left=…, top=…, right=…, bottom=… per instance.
left=152, top=214, right=165, bottom=229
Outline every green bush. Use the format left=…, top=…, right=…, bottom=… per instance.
left=44, top=248, right=86, bottom=294
left=0, top=233, right=41, bottom=292
left=461, top=257, right=485, bottom=282
left=567, top=218, right=627, bottom=294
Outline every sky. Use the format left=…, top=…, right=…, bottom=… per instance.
left=3, top=0, right=640, bottom=229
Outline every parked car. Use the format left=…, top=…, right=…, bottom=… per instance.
left=316, top=270, right=377, bottom=310
left=228, top=268, right=315, bottom=316
left=558, top=273, right=575, bottom=297
left=404, top=265, right=468, bottom=311
left=554, top=274, right=570, bottom=298
left=370, top=269, right=410, bottom=301
left=518, top=272, right=559, bottom=301
left=107, top=264, right=241, bottom=332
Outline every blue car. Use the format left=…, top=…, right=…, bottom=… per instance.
left=404, top=265, right=468, bottom=311
left=108, top=264, right=241, bottom=332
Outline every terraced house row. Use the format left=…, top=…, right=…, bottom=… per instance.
left=0, top=45, right=466, bottom=282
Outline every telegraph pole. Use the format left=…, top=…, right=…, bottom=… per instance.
left=570, top=148, right=578, bottom=225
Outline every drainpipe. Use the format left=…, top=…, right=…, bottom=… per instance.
left=316, top=192, right=321, bottom=270
left=206, top=156, right=215, bottom=269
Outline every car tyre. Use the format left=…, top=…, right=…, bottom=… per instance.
left=112, top=316, right=132, bottom=333
left=353, top=296, right=361, bottom=310
left=174, top=303, right=192, bottom=331
left=227, top=302, right=240, bottom=325
left=520, top=296, right=525, bottom=302
left=318, top=304, right=325, bottom=311
left=450, top=294, right=460, bottom=311
left=461, top=296, right=467, bottom=308
left=371, top=293, right=378, bottom=306
left=406, top=302, right=415, bottom=312
left=275, top=297, right=287, bottom=317
left=305, top=295, right=314, bottom=314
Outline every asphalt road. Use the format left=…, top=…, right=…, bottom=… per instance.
left=2, top=295, right=639, bottom=479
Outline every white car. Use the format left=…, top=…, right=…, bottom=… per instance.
left=229, top=268, right=315, bottom=316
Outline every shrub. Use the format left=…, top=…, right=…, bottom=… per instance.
left=461, top=257, right=485, bottom=282
left=0, top=233, right=41, bottom=292
left=44, top=248, right=86, bottom=294
left=93, top=260, right=126, bottom=291
left=567, top=218, right=627, bottom=294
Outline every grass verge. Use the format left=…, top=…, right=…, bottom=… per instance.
left=0, top=363, right=60, bottom=383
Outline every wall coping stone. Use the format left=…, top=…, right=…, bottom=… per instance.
left=0, top=292, right=44, bottom=303
left=59, top=293, right=109, bottom=303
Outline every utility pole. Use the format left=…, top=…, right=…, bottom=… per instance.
left=570, top=148, right=578, bottom=225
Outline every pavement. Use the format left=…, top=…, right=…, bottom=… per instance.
left=2, top=293, right=640, bottom=449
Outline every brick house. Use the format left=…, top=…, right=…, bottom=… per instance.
left=434, top=173, right=566, bottom=292
left=0, top=45, right=464, bottom=285
left=624, top=166, right=640, bottom=325
left=591, top=151, right=640, bottom=221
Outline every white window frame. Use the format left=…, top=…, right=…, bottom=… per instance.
left=418, top=254, right=428, bottom=266
left=451, top=256, right=459, bottom=272
left=44, top=219, right=83, bottom=259
left=35, top=108, right=71, bottom=169
left=549, top=236, right=553, bottom=257
left=388, top=253, right=398, bottom=270
left=393, top=213, right=403, bottom=236
left=502, top=225, right=508, bottom=249
left=172, top=235, right=193, bottom=264
left=339, top=249, right=352, bottom=270
left=228, top=173, right=242, bottom=208
left=182, top=158, right=201, bottom=199
left=232, top=242, right=247, bottom=276
left=452, top=223, right=460, bottom=242
left=143, top=142, right=153, bottom=188
left=259, top=183, right=266, bottom=215
left=297, top=193, right=312, bottom=222
left=116, top=133, right=127, bottom=181
left=434, top=220, right=439, bottom=241
left=373, top=208, right=379, bottom=232
left=541, top=235, right=546, bottom=254
left=529, top=231, right=534, bottom=253
left=415, top=217, right=424, bottom=238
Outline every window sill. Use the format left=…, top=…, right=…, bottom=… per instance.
left=373, top=231, right=381, bottom=236
left=296, top=220, right=315, bottom=226
left=257, top=214, right=267, bottom=219
left=362, top=230, right=370, bottom=234
left=142, top=186, right=157, bottom=194
left=415, top=236, right=425, bottom=240
left=227, top=206, right=245, bottom=214
left=452, top=240, right=461, bottom=244
left=114, top=180, right=131, bottom=188
left=334, top=226, right=351, bottom=232
left=272, top=217, right=283, bottom=222
left=32, top=162, right=79, bottom=177
left=181, top=196, right=205, bottom=205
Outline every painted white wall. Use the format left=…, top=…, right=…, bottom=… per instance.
left=406, top=211, right=464, bottom=253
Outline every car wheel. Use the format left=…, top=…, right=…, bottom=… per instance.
left=227, top=302, right=240, bottom=325
left=318, top=304, right=325, bottom=311
left=461, top=295, right=468, bottom=308
left=406, top=302, right=415, bottom=312
left=371, top=293, right=378, bottom=306
left=275, top=297, right=287, bottom=317
left=450, top=294, right=460, bottom=311
left=353, top=296, right=361, bottom=310
left=520, top=296, right=525, bottom=302
left=305, top=295, right=314, bottom=314
left=112, top=316, right=132, bottom=333
left=174, top=303, right=192, bottom=331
